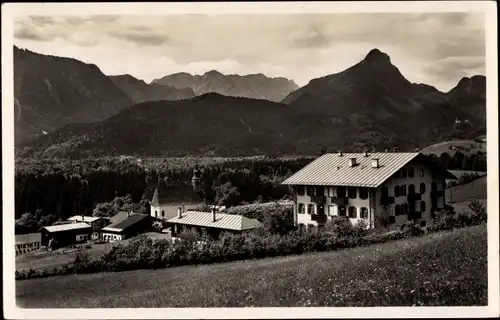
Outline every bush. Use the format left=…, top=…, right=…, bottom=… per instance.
left=324, top=216, right=354, bottom=238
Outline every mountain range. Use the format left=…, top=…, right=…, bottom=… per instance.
left=152, top=71, right=299, bottom=102
left=14, top=47, right=486, bottom=158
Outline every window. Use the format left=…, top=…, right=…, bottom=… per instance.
left=408, top=167, right=414, bottom=178
left=400, top=185, right=407, bottom=196
left=394, top=170, right=401, bottom=179
left=402, top=203, right=409, bottom=215
left=359, top=188, right=368, bottom=200
left=348, top=206, right=357, bottom=218
left=420, top=183, right=426, bottom=194
left=161, top=210, right=165, bottom=217
left=307, top=204, right=315, bottom=214
left=360, top=207, right=368, bottom=219
left=401, top=169, right=407, bottom=178
left=420, top=169, right=425, bottom=177
left=394, top=186, right=400, bottom=197
left=306, top=186, right=315, bottom=196
left=337, top=187, right=346, bottom=198
left=420, top=201, right=426, bottom=212
left=395, top=204, right=401, bottom=216
left=348, top=187, right=357, bottom=199
left=298, top=203, right=305, bottom=214
left=338, top=206, right=346, bottom=216
left=315, top=186, right=324, bottom=196
left=381, top=186, right=389, bottom=198
left=328, top=187, right=335, bottom=197
left=408, top=184, right=415, bottom=195
left=328, top=205, right=336, bottom=216
left=155, top=210, right=158, bottom=218
left=297, top=186, right=305, bottom=196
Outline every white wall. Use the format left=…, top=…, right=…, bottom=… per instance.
left=151, top=203, right=202, bottom=220
left=102, top=233, right=123, bottom=242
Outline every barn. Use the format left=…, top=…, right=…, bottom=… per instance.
left=40, top=222, right=92, bottom=247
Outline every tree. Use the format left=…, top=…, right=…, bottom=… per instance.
left=215, top=182, right=241, bottom=207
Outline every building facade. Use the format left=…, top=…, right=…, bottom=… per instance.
left=282, top=152, right=456, bottom=232
left=66, top=215, right=110, bottom=240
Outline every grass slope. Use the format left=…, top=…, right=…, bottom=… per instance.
left=16, top=225, right=487, bottom=308
left=421, top=140, right=486, bottom=156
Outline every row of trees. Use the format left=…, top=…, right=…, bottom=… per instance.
left=429, top=151, right=487, bottom=172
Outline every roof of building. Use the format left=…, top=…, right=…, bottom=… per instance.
left=15, top=233, right=41, bottom=244
left=41, top=222, right=91, bottom=233
left=282, top=152, right=456, bottom=188
left=151, top=183, right=203, bottom=206
left=66, top=215, right=102, bottom=223
left=102, top=213, right=149, bottom=233
left=167, top=211, right=263, bottom=231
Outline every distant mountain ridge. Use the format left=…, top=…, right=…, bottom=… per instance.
left=152, top=70, right=299, bottom=102
left=109, top=74, right=196, bottom=103
left=16, top=48, right=486, bottom=158
left=14, top=46, right=133, bottom=144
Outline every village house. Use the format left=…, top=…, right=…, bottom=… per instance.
left=66, top=215, right=110, bottom=240
left=101, top=212, right=154, bottom=242
left=15, top=233, right=41, bottom=256
left=166, top=207, right=263, bottom=240
left=282, top=152, right=457, bottom=231
left=39, top=222, right=92, bottom=247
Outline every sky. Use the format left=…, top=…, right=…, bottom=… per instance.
left=13, top=13, right=485, bottom=91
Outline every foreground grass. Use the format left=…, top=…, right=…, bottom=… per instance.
left=16, top=225, right=487, bottom=308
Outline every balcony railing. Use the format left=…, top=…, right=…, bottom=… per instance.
left=310, top=195, right=326, bottom=204
left=380, top=196, right=395, bottom=205
left=431, top=190, right=444, bottom=198
left=311, top=214, right=327, bottom=223
left=330, top=197, right=348, bottom=205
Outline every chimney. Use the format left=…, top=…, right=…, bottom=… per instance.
left=177, top=207, right=183, bottom=219
left=212, top=206, right=217, bottom=222
left=364, top=151, right=369, bottom=157
left=349, top=157, right=357, bottom=167
left=371, top=158, right=380, bottom=168
left=384, top=148, right=389, bottom=153
left=338, top=151, right=343, bottom=156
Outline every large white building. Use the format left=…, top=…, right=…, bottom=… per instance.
left=282, top=152, right=457, bottom=231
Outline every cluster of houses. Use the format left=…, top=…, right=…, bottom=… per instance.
left=16, top=151, right=456, bottom=255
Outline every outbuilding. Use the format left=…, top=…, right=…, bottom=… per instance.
left=66, top=215, right=110, bottom=240
left=101, top=213, right=154, bottom=242
left=40, top=222, right=92, bottom=247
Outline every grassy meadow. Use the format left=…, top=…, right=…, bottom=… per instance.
left=16, top=224, right=487, bottom=308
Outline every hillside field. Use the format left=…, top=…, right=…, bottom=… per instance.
left=421, top=140, right=486, bottom=156
left=16, top=225, right=487, bottom=308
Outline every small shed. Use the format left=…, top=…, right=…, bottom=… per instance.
left=101, top=213, right=154, bottom=242
left=40, top=222, right=92, bottom=247
left=15, top=233, right=42, bottom=256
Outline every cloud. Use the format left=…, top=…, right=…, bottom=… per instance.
left=13, top=13, right=485, bottom=91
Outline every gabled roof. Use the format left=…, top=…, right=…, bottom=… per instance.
left=282, top=152, right=456, bottom=188
left=41, top=222, right=91, bottom=233
left=151, top=184, right=203, bottom=206
left=102, top=214, right=149, bottom=233
left=167, top=211, right=263, bottom=231
left=67, top=215, right=102, bottom=223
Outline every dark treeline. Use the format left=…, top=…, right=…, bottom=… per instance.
left=15, top=156, right=314, bottom=233
left=428, top=151, right=487, bottom=172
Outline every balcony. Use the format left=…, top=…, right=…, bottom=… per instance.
left=431, top=190, right=444, bottom=198
left=310, top=195, right=326, bottom=204
left=330, top=197, right=348, bottom=205
left=407, top=193, right=422, bottom=202
left=380, top=196, right=395, bottom=205
left=311, top=214, right=327, bottom=223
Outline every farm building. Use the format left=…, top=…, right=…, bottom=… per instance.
left=40, top=222, right=92, bottom=247
left=166, top=207, right=263, bottom=240
left=282, top=152, right=457, bottom=231
left=150, top=182, right=203, bottom=220
left=66, top=215, right=110, bottom=240
left=15, top=233, right=41, bottom=256
left=101, top=213, right=155, bottom=242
